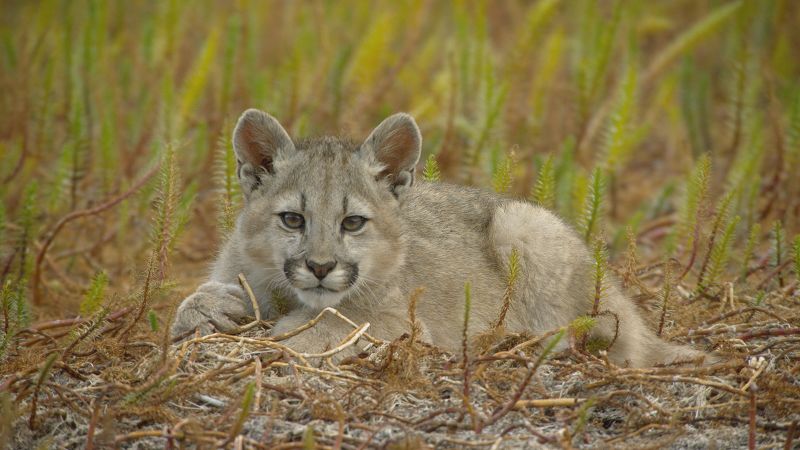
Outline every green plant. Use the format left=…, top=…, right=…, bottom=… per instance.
left=773, top=221, right=786, bottom=288
left=530, top=155, right=555, bottom=209
left=590, top=238, right=608, bottom=315
left=422, top=154, right=441, bottom=182
left=579, top=168, right=606, bottom=242
left=740, top=223, right=761, bottom=279
left=215, top=129, right=241, bottom=238
left=493, top=248, right=520, bottom=330
left=670, top=153, right=710, bottom=270
left=491, top=152, right=514, bottom=193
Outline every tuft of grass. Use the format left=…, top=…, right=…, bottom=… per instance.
left=570, top=315, right=597, bottom=339
left=79, top=271, right=108, bottom=317
left=147, top=309, right=159, bottom=332
left=493, top=248, right=520, bottom=330
left=580, top=167, right=606, bottom=242
left=215, top=129, right=241, bottom=238
left=699, top=215, right=741, bottom=295
left=590, top=238, right=608, bottom=316
left=643, top=1, right=744, bottom=82
left=462, top=281, right=471, bottom=365
left=530, top=155, right=555, bottom=209
left=0, top=201, right=5, bottom=260
left=740, top=223, right=761, bottom=279
left=696, top=191, right=736, bottom=292
left=422, top=154, right=441, bottom=182
left=575, top=0, right=621, bottom=126
left=229, top=382, right=255, bottom=441
left=773, top=221, right=785, bottom=288
left=16, top=182, right=38, bottom=288
left=658, top=262, right=673, bottom=337
left=302, top=424, right=316, bottom=450
left=602, top=52, right=638, bottom=175
left=793, top=235, right=800, bottom=283
left=178, top=26, right=220, bottom=132
left=491, top=152, right=514, bottom=194
left=672, top=153, right=711, bottom=257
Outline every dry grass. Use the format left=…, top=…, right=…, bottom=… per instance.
left=2, top=1, right=800, bottom=448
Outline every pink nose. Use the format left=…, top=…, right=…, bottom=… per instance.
left=306, top=260, right=336, bottom=279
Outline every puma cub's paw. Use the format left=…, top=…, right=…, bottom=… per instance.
left=171, top=282, right=251, bottom=339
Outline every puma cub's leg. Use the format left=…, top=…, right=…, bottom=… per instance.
left=490, top=202, right=648, bottom=365
left=171, top=281, right=252, bottom=338
left=489, top=201, right=706, bottom=367
left=489, top=201, right=594, bottom=336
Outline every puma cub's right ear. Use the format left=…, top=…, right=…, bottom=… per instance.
left=360, top=113, right=422, bottom=197
left=232, top=109, right=295, bottom=195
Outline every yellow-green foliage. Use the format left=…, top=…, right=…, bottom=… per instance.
left=179, top=26, right=220, bottom=131
left=700, top=215, right=741, bottom=293
left=575, top=0, right=621, bottom=122
left=506, top=248, right=521, bottom=287
left=580, top=168, right=606, bottom=242
left=773, top=221, right=786, bottom=286
left=493, top=247, right=521, bottom=331
left=79, top=271, right=108, bottom=317
left=529, top=28, right=565, bottom=132
left=570, top=315, right=597, bottom=338
left=215, top=130, right=241, bottom=237
left=645, top=1, right=744, bottom=81
left=741, top=223, right=761, bottom=279
left=602, top=54, right=638, bottom=174
left=674, top=154, right=711, bottom=253
left=147, top=309, right=159, bottom=332
left=491, top=153, right=514, bottom=193
left=229, top=382, right=255, bottom=441
left=422, top=154, right=441, bottom=182
left=787, top=88, right=800, bottom=176
left=302, top=424, right=316, bottom=450
left=530, top=155, right=555, bottom=210
left=793, top=235, right=800, bottom=282
left=0, top=202, right=5, bottom=258
left=590, top=238, right=609, bottom=315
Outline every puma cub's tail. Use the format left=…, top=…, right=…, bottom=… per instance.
left=640, top=333, right=715, bottom=366
left=600, top=294, right=716, bottom=367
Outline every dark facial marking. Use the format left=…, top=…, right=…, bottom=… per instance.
left=301, top=193, right=306, bottom=212
left=345, top=263, right=359, bottom=287
left=283, top=258, right=298, bottom=282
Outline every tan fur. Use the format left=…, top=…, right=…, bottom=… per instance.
left=172, top=109, right=707, bottom=367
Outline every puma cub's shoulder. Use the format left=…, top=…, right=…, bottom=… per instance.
left=172, top=109, right=710, bottom=367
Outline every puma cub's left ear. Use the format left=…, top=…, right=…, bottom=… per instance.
left=360, top=113, right=422, bottom=197
left=232, top=109, right=295, bottom=196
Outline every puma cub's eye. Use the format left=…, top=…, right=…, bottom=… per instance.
left=342, top=215, right=367, bottom=232
left=279, top=212, right=305, bottom=230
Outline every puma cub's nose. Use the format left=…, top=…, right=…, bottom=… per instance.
left=307, top=260, right=336, bottom=280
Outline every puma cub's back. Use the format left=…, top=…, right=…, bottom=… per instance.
left=171, top=109, right=708, bottom=367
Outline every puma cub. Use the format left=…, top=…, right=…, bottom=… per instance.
left=172, top=109, right=706, bottom=367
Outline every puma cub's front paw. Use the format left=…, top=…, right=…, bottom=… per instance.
left=171, top=282, right=251, bottom=338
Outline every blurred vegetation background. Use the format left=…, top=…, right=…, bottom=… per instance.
left=1, top=0, right=799, bottom=348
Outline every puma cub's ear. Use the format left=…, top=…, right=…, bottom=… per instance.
left=232, top=109, right=295, bottom=195
left=360, top=113, right=422, bottom=197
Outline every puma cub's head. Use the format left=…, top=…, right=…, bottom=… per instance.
left=232, top=109, right=421, bottom=309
